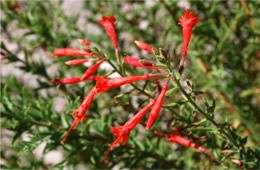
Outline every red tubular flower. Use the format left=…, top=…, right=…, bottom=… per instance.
left=51, top=76, right=95, bottom=85
left=124, top=56, right=158, bottom=70
left=154, top=130, right=214, bottom=158
left=53, top=48, right=93, bottom=57
left=78, top=39, right=91, bottom=47
left=61, top=87, right=97, bottom=144
left=135, top=40, right=153, bottom=53
left=179, top=9, right=199, bottom=71
left=104, top=99, right=157, bottom=162
left=81, top=59, right=105, bottom=80
left=51, top=77, right=81, bottom=84
left=65, top=59, right=90, bottom=66
left=146, top=78, right=170, bottom=130
left=99, top=16, right=118, bottom=49
left=95, top=74, right=163, bottom=94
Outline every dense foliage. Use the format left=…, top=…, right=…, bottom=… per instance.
left=1, top=0, right=260, bottom=169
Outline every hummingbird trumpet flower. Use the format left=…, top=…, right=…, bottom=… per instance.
left=78, top=39, right=91, bottom=47
left=95, top=74, right=164, bottom=94
left=124, top=56, right=158, bottom=70
left=65, top=59, right=90, bottom=66
left=146, top=78, right=170, bottom=129
left=51, top=76, right=95, bottom=85
left=105, top=99, right=157, bottom=162
left=154, top=130, right=214, bottom=158
left=135, top=40, right=153, bottom=53
left=61, top=87, right=97, bottom=144
left=53, top=48, right=93, bottom=57
left=81, top=59, right=105, bottom=80
left=99, top=16, right=118, bottom=49
left=179, top=9, right=199, bottom=73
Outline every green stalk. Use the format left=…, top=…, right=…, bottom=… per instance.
left=167, top=64, right=240, bottom=149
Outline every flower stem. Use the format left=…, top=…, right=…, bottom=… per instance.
left=115, top=47, right=126, bottom=75
left=167, top=64, right=240, bottom=149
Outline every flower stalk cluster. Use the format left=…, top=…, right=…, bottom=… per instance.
left=51, top=9, right=217, bottom=162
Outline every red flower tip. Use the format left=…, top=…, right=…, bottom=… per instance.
left=124, top=56, right=158, bottom=70
left=53, top=48, right=93, bottom=57
left=134, top=40, right=153, bottom=53
left=81, top=59, right=105, bottom=80
left=155, top=130, right=214, bottom=158
left=51, top=76, right=95, bottom=85
left=169, top=132, right=214, bottom=158
left=178, top=9, right=199, bottom=71
left=95, top=76, right=109, bottom=93
left=61, top=116, right=83, bottom=144
left=65, top=59, right=90, bottom=66
left=78, top=39, right=91, bottom=47
left=61, top=87, right=97, bottom=144
left=51, top=77, right=81, bottom=85
left=99, top=16, right=118, bottom=48
left=99, top=16, right=116, bottom=25
left=105, top=99, right=156, bottom=162
left=146, top=79, right=169, bottom=130
left=111, top=126, right=124, bottom=137
left=179, top=9, right=199, bottom=29
left=104, top=127, right=130, bottom=163
left=95, top=74, right=157, bottom=94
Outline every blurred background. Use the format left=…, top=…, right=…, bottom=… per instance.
left=1, top=0, right=260, bottom=169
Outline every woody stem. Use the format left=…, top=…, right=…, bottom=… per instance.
left=115, top=47, right=121, bottom=65
left=115, top=47, right=125, bottom=75
left=166, top=64, right=240, bottom=149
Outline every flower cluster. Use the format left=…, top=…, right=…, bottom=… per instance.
left=51, top=9, right=210, bottom=162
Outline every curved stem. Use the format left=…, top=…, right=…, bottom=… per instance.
left=167, top=65, right=240, bottom=149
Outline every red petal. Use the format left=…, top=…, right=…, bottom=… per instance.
left=99, top=16, right=118, bottom=48
left=53, top=48, right=93, bottom=57
left=124, top=56, right=158, bottom=70
left=78, top=39, right=91, bottom=47
left=60, top=117, right=82, bottom=144
left=65, top=59, right=89, bottom=66
left=111, top=126, right=123, bottom=137
left=81, top=59, right=104, bottom=80
left=135, top=40, right=153, bottom=53
left=146, top=79, right=169, bottom=129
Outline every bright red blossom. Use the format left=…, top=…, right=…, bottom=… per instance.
left=61, top=87, right=97, bottom=144
left=51, top=76, right=95, bottom=85
left=65, top=59, right=90, bottom=66
left=135, top=40, right=153, bottom=53
left=179, top=9, right=199, bottom=71
left=78, top=39, right=91, bottom=47
left=53, top=48, right=93, bottom=57
left=95, top=74, right=162, bottom=94
left=105, top=99, right=157, bottom=162
left=146, top=78, right=170, bottom=129
left=124, top=56, right=158, bottom=70
left=154, top=130, right=214, bottom=158
left=81, top=59, right=105, bottom=80
left=99, top=16, right=118, bottom=48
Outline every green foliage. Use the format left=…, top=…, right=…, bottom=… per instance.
left=1, top=0, right=260, bottom=169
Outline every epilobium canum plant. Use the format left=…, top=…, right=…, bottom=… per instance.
left=51, top=10, right=231, bottom=163
left=2, top=1, right=260, bottom=168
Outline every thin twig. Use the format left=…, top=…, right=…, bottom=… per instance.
left=166, top=64, right=240, bottom=149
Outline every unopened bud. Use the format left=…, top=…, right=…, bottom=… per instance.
left=159, top=48, right=168, bottom=59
